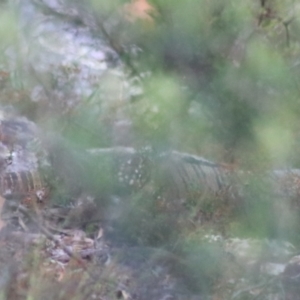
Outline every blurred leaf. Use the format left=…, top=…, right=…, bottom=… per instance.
left=0, top=9, right=18, bottom=45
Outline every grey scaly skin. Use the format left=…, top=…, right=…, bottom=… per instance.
left=86, top=146, right=300, bottom=200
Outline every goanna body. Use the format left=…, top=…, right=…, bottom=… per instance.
left=0, top=170, right=48, bottom=206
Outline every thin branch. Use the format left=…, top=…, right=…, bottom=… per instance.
left=14, top=204, right=108, bottom=283
left=282, top=17, right=294, bottom=48
left=94, top=18, right=144, bottom=81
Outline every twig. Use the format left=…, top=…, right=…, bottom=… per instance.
left=94, top=18, right=143, bottom=81
left=231, top=277, right=278, bottom=299
left=7, top=203, right=115, bottom=289
left=16, top=205, right=91, bottom=270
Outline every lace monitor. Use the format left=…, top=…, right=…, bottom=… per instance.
left=0, top=170, right=48, bottom=208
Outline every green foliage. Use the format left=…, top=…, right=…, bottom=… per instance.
left=131, top=74, right=185, bottom=147
left=2, top=0, right=300, bottom=298
left=173, top=236, right=225, bottom=294
left=113, top=191, right=179, bottom=246
left=116, top=0, right=300, bottom=164
left=0, top=8, right=18, bottom=49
